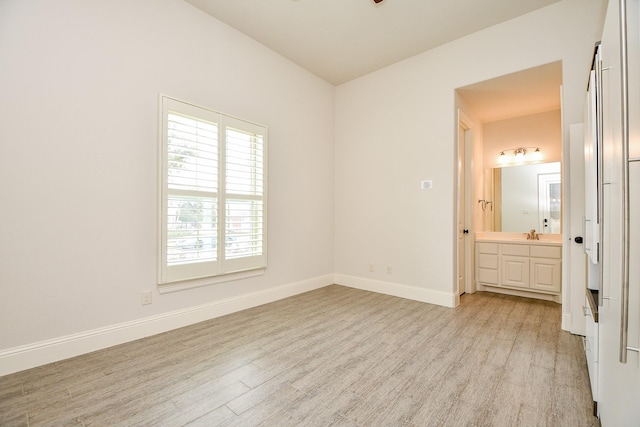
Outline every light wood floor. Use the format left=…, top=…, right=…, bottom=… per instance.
left=1, top=285, right=598, bottom=426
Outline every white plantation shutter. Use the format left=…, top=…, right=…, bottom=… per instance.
left=160, top=96, right=267, bottom=284
left=225, top=120, right=264, bottom=268
left=222, top=118, right=266, bottom=272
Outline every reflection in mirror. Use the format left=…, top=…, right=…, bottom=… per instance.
left=483, top=162, right=561, bottom=234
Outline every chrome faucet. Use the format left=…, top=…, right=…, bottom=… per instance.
left=527, top=229, right=539, bottom=240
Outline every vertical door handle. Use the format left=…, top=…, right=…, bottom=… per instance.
left=618, top=0, right=638, bottom=362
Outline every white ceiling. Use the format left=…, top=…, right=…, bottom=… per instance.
left=184, top=0, right=561, bottom=85
left=184, top=0, right=564, bottom=122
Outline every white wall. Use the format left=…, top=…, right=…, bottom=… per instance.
left=334, top=0, right=606, bottom=305
left=0, top=0, right=335, bottom=373
left=483, top=110, right=562, bottom=169
left=0, top=0, right=608, bottom=375
left=480, top=111, right=562, bottom=234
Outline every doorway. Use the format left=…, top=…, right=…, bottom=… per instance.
left=454, top=61, right=573, bottom=314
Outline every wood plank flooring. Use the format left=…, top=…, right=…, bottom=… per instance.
left=0, top=285, right=598, bottom=426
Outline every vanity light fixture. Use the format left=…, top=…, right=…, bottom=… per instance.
left=514, top=148, right=526, bottom=162
left=497, top=147, right=542, bottom=165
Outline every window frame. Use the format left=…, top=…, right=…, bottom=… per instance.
left=158, top=95, right=267, bottom=286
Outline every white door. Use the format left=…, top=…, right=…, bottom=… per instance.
left=596, top=1, right=640, bottom=423
left=569, top=123, right=587, bottom=336
left=458, top=123, right=466, bottom=296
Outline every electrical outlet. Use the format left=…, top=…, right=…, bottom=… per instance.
left=386, top=265, right=392, bottom=274
left=369, top=263, right=375, bottom=272
left=141, top=291, right=152, bottom=305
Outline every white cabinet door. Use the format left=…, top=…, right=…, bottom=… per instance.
left=501, top=256, right=529, bottom=288
left=530, top=258, right=562, bottom=293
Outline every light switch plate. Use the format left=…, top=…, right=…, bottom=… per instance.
left=421, top=180, right=433, bottom=189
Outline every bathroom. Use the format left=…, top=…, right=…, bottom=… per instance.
left=456, top=61, right=567, bottom=304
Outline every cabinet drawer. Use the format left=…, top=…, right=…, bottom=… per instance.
left=477, top=242, right=498, bottom=254
left=478, top=268, right=499, bottom=285
left=501, top=244, right=529, bottom=256
left=478, top=253, right=498, bottom=269
left=530, top=245, right=562, bottom=259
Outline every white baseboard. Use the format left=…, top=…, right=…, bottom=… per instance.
left=334, top=274, right=457, bottom=308
left=0, top=274, right=333, bottom=377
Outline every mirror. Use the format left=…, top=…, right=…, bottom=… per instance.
left=483, top=162, right=561, bottom=234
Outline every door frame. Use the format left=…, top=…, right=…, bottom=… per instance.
left=456, top=109, right=474, bottom=305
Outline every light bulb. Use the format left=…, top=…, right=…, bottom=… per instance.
left=498, top=151, right=508, bottom=164
left=532, top=148, right=543, bottom=161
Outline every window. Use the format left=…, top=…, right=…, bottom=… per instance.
left=159, top=96, right=266, bottom=284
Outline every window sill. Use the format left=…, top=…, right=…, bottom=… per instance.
left=158, top=268, right=266, bottom=294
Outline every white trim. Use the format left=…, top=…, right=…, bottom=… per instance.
left=334, top=274, right=457, bottom=308
left=158, top=268, right=266, bottom=294
left=0, top=274, right=332, bottom=377
left=561, top=312, right=572, bottom=332
left=456, top=109, right=475, bottom=305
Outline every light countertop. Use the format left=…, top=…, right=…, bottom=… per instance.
left=475, top=232, right=562, bottom=246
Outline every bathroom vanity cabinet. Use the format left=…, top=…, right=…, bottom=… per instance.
left=475, top=239, right=562, bottom=302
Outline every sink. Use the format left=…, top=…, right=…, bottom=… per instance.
left=475, top=232, right=562, bottom=244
